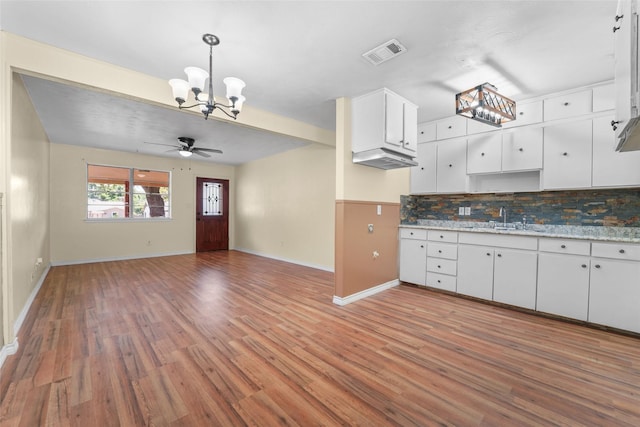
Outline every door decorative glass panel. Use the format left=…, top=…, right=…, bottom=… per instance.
left=203, top=182, right=223, bottom=216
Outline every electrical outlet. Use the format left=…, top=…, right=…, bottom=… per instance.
left=458, top=206, right=465, bottom=215
left=368, top=224, right=374, bottom=233
left=464, top=206, right=471, bottom=215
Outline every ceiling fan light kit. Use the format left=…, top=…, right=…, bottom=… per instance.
left=145, top=136, right=223, bottom=158
left=455, top=82, right=516, bottom=127
left=169, top=33, right=246, bottom=120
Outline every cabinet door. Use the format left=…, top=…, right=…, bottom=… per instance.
left=418, top=122, right=437, bottom=143
left=399, top=239, right=427, bottom=286
left=385, top=92, right=404, bottom=148
left=503, top=101, right=543, bottom=129
left=436, top=116, right=467, bottom=140
left=589, top=258, right=640, bottom=333
left=543, top=90, right=593, bottom=121
left=436, top=139, right=467, bottom=193
left=467, top=132, right=502, bottom=174
left=403, top=102, right=418, bottom=153
left=613, top=0, right=634, bottom=140
left=543, top=121, right=592, bottom=189
left=457, top=245, right=494, bottom=300
left=592, top=115, right=640, bottom=187
left=493, top=249, right=538, bottom=310
left=410, top=143, right=437, bottom=194
left=537, top=253, right=590, bottom=320
left=502, top=127, right=543, bottom=172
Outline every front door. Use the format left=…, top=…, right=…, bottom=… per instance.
left=196, top=177, right=229, bottom=252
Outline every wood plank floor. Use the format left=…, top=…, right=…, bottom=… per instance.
left=1, top=250, right=639, bottom=426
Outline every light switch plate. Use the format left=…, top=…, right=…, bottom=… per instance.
left=458, top=207, right=465, bottom=215
left=464, top=206, right=471, bottom=215
left=368, top=224, right=374, bottom=233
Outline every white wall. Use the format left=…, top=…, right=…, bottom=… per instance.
left=50, top=143, right=235, bottom=264
left=235, top=143, right=336, bottom=270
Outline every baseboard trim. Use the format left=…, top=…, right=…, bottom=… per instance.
left=51, top=250, right=194, bottom=266
left=13, top=264, right=51, bottom=336
left=0, top=337, right=19, bottom=370
left=333, top=279, right=399, bottom=306
left=234, top=248, right=334, bottom=273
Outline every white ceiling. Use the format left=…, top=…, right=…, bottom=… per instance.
left=0, top=0, right=617, bottom=164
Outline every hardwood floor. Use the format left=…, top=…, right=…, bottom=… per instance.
left=1, top=250, right=639, bottom=426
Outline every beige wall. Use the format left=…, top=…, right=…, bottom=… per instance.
left=235, top=143, right=335, bottom=270
left=3, top=74, right=50, bottom=344
left=50, top=143, right=235, bottom=264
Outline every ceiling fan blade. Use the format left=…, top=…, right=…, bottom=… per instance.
left=191, top=149, right=211, bottom=158
left=195, top=147, right=223, bottom=154
left=165, top=148, right=179, bottom=153
left=144, top=142, right=177, bottom=148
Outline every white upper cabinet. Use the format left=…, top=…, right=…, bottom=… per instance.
left=543, top=89, right=593, bottom=121
left=436, top=115, right=467, bottom=140
left=467, top=133, right=502, bottom=174
left=543, top=120, right=593, bottom=189
left=410, top=142, right=437, bottom=194
left=436, top=138, right=468, bottom=193
left=502, top=101, right=543, bottom=129
left=593, top=115, right=640, bottom=187
left=613, top=0, right=640, bottom=147
left=351, top=88, right=418, bottom=157
left=502, top=127, right=543, bottom=172
left=417, top=122, right=437, bottom=143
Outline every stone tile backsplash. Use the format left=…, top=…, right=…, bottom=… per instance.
left=400, top=189, right=640, bottom=227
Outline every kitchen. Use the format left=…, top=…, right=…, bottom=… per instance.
left=1, top=1, right=640, bottom=424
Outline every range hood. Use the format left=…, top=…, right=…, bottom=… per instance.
left=352, top=148, right=418, bottom=170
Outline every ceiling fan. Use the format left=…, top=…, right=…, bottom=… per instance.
left=145, top=136, right=222, bottom=158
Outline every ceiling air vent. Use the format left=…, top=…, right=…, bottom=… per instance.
left=362, top=39, right=407, bottom=65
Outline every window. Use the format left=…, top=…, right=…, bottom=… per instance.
left=87, top=165, right=170, bottom=219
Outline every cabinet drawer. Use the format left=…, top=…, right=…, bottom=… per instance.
left=544, top=90, right=593, bottom=121
left=458, top=232, right=538, bottom=250
left=436, top=116, right=467, bottom=140
left=427, top=243, right=458, bottom=260
left=503, top=100, right=543, bottom=128
left=427, top=257, right=457, bottom=275
left=417, top=122, right=437, bottom=143
left=538, top=238, right=591, bottom=256
left=591, top=242, right=640, bottom=261
left=426, top=272, right=456, bottom=292
left=427, top=230, right=458, bottom=243
left=399, top=228, right=427, bottom=240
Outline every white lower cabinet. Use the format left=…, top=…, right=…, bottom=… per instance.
left=399, top=229, right=427, bottom=286
left=457, top=245, right=495, bottom=300
left=493, top=249, right=538, bottom=310
left=537, top=253, right=591, bottom=320
left=588, top=243, right=640, bottom=333
left=425, top=232, right=458, bottom=291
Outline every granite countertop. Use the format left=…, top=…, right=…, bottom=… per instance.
left=400, top=220, right=640, bottom=243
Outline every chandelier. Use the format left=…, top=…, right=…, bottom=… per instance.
left=169, top=34, right=246, bottom=120
left=455, top=83, right=516, bottom=127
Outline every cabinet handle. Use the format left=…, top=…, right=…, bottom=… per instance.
left=519, top=111, right=524, bottom=116
left=438, top=250, right=442, bottom=253
left=497, top=253, right=502, bottom=257
left=613, top=25, right=621, bottom=32
left=561, top=244, right=566, bottom=249
left=481, top=152, right=485, bottom=156
left=420, top=131, right=424, bottom=134
left=420, top=245, right=424, bottom=248
left=448, top=125, right=452, bottom=129
left=595, top=264, right=601, bottom=269
left=437, top=279, right=441, bottom=283
left=616, top=14, right=624, bottom=21
left=448, top=164, right=453, bottom=168
left=410, top=232, right=414, bottom=235
left=437, top=265, right=441, bottom=268
left=486, top=252, right=491, bottom=256
left=619, top=249, right=626, bottom=254
left=611, top=120, right=620, bottom=131
left=563, top=102, right=570, bottom=106
left=519, top=148, right=524, bottom=152
left=440, top=235, right=444, bottom=239
left=421, top=167, right=424, bottom=170
left=581, top=264, right=587, bottom=268
left=562, top=152, right=568, bottom=156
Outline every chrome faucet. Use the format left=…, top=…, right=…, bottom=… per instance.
left=499, top=207, right=507, bottom=227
